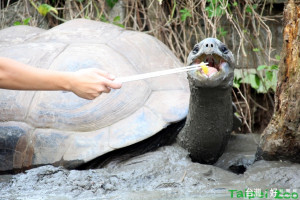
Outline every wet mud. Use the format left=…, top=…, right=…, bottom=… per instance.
left=0, top=134, right=299, bottom=200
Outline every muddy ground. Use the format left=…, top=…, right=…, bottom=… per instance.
left=0, top=134, right=299, bottom=200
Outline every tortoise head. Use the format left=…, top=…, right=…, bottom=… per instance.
left=187, top=38, right=235, bottom=88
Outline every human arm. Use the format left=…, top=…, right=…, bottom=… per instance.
left=0, top=57, right=122, bottom=100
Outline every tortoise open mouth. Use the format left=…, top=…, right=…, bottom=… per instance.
left=193, top=54, right=226, bottom=77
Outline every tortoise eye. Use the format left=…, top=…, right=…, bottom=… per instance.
left=220, top=45, right=229, bottom=54
left=192, top=46, right=199, bottom=54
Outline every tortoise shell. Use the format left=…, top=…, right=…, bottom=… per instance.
left=0, top=19, right=189, bottom=171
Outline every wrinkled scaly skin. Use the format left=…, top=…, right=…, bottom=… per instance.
left=177, top=38, right=239, bottom=164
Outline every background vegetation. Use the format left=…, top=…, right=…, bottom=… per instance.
left=0, top=0, right=284, bottom=133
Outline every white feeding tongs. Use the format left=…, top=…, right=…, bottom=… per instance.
left=114, top=62, right=208, bottom=83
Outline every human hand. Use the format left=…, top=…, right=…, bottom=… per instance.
left=68, top=68, right=122, bottom=100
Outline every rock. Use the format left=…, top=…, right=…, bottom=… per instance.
left=215, top=133, right=260, bottom=173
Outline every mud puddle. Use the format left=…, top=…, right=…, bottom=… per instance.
left=0, top=134, right=299, bottom=200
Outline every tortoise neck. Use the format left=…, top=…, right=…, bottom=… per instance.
left=177, top=81, right=233, bottom=164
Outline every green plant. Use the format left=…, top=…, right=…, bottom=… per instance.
left=180, top=8, right=192, bottom=21
left=113, top=16, right=124, bottom=28
left=99, top=15, right=124, bottom=28
left=234, top=64, right=279, bottom=93
left=100, top=15, right=109, bottom=23
left=245, top=4, right=258, bottom=13
left=106, top=0, right=118, bottom=8
left=13, top=17, right=31, bottom=26
left=205, top=0, right=227, bottom=18
left=217, top=27, right=227, bottom=39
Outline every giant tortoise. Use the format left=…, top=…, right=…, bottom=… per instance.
left=0, top=19, right=239, bottom=173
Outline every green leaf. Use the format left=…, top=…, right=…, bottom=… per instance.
left=275, top=55, right=281, bottom=61
left=76, top=0, right=85, bottom=2
left=113, top=16, right=121, bottom=22
left=38, top=4, right=58, bottom=16
left=270, top=72, right=278, bottom=92
left=257, top=83, right=268, bottom=93
left=23, top=17, right=31, bottom=25
left=205, top=1, right=225, bottom=18
left=243, top=74, right=260, bottom=89
left=114, top=23, right=124, bottom=28
left=271, top=65, right=278, bottom=70
left=100, top=15, right=108, bottom=22
left=180, top=8, right=192, bottom=21
left=205, top=6, right=213, bottom=17
left=215, top=7, right=224, bottom=17
left=106, top=0, right=118, bottom=8
left=252, top=48, right=260, bottom=52
left=13, top=21, right=21, bottom=26
left=246, top=4, right=257, bottom=13
left=112, top=16, right=124, bottom=28
left=254, top=74, right=261, bottom=87
left=266, top=71, right=273, bottom=81
left=233, top=76, right=242, bottom=88
left=218, top=27, right=227, bottom=37
left=257, top=65, right=267, bottom=71
left=246, top=5, right=252, bottom=13
left=233, top=2, right=238, bottom=7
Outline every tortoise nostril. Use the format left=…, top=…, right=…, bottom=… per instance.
left=205, top=43, right=213, bottom=48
